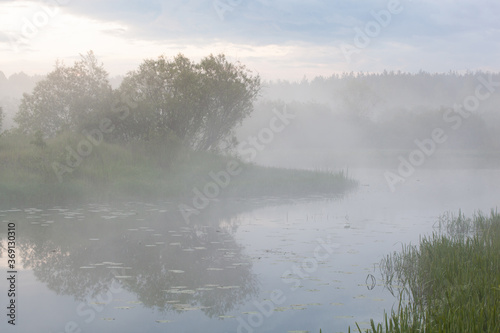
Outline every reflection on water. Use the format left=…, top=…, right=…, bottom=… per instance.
left=10, top=202, right=263, bottom=318
left=1, top=169, right=500, bottom=332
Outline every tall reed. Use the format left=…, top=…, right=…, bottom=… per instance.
left=349, top=209, right=500, bottom=332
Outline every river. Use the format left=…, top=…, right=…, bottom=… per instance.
left=1, top=168, right=499, bottom=332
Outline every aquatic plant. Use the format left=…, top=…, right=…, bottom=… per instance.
left=349, top=209, right=500, bottom=332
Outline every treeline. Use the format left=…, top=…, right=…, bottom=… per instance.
left=3, top=62, right=500, bottom=155
left=242, top=71, right=500, bottom=155
left=4, top=51, right=260, bottom=153
left=263, top=70, right=500, bottom=111
left=0, top=54, right=360, bottom=205
left=0, top=72, right=42, bottom=130
left=0, top=71, right=42, bottom=98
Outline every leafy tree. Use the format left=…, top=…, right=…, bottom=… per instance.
left=195, top=54, right=261, bottom=151
left=15, top=51, right=112, bottom=137
left=118, top=53, right=260, bottom=151
left=116, top=54, right=201, bottom=142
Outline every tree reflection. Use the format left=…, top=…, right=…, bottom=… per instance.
left=16, top=201, right=260, bottom=318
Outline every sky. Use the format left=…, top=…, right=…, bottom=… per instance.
left=0, top=0, right=499, bottom=81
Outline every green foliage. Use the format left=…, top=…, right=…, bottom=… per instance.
left=14, top=51, right=113, bottom=137
left=2, top=51, right=358, bottom=207
left=118, top=53, right=260, bottom=151
left=0, top=131, right=354, bottom=207
left=355, top=210, right=500, bottom=332
left=30, top=130, right=47, bottom=149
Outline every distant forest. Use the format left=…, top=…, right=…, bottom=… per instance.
left=241, top=71, right=500, bottom=156
left=2, top=68, right=499, bottom=153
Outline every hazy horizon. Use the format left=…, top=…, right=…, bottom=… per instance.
left=1, top=2, right=500, bottom=332
left=1, top=1, right=500, bottom=81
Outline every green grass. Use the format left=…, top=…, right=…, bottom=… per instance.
left=346, top=210, right=500, bottom=333
left=0, top=132, right=356, bottom=206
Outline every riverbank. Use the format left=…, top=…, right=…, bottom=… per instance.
left=0, top=132, right=356, bottom=207
left=349, top=210, right=500, bottom=332
left=251, top=148, right=500, bottom=170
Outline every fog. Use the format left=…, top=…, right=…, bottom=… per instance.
left=3, top=70, right=499, bottom=172
left=237, top=72, right=500, bottom=171
left=1, top=1, right=500, bottom=332
left=1, top=59, right=500, bottom=332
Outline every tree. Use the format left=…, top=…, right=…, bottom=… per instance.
left=195, top=54, right=261, bottom=151
left=116, top=54, right=202, bottom=142
left=15, top=51, right=112, bottom=137
left=118, top=53, right=260, bottom=151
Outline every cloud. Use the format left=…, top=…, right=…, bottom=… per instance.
left=0, top=0, right=499, bottom=79
left=56, top=0, right=395, bottom=44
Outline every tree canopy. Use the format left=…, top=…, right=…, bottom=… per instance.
left=14, top=52, right=261, bottom=152
left=118, top=53, right=261, bottom=151
left=15, top=51, right=112, bottom=137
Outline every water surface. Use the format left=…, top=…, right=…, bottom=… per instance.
left=1, top=168, right=499, bottom=332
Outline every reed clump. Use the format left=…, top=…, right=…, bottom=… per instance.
left=350, top=209, right=500, bottom=332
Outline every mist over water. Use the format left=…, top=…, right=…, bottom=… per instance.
left=1, top=67, right=500, bottom=332
left=237, top=73, right=500, bottom=180
left=1, top=168, right=498, bottom=332
left=1, top=1, right=500, bottom=331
